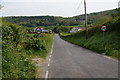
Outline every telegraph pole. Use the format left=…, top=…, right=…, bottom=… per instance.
left=84, top=0, right=88, bottom=39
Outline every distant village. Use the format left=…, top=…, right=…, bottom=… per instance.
left=70, top=27, right=85, bottom=33
left=27, top=27, right=85, bottom=34
left=27, top=27, right=52, bottom=34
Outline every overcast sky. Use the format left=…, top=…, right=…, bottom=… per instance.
left=2, top=0, right=120, bottom=2
left=1, top=0, right=120, bottom=17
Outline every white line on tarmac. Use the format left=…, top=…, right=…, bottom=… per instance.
left=49, top=58, right=51, bottom=62
left=51, top=51, right=53, bottom=55
left=45, top=36, right=54, bottom=79
left=48, top=63, right=50, bottom=67
left=104, top=56, right=118, bottom=62
left=45, top=71, right=49, bottom=80
left=51, top=38, right=54, bottom=55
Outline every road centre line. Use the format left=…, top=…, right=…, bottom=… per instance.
left=45, top=36, right=54, bottom=79
left=45, top=71, right=49, bottom=80
left=50, top=55, right=51, bottom=58
left=51, top=38, right=54, bottom=55
left=49, top=58, right=51, bottom=62
left=48, top=63, right=50, bottom=67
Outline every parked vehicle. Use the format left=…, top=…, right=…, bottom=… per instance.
left=42, top=30, right=49, bottom=33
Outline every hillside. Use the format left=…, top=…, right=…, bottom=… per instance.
left=60, top=9, right=120, bottom=60
left=61, top=18, right=120, bottom=59
left=72, top=9, right=117, bottom=25
left=4, top=9, right=116, bottom=27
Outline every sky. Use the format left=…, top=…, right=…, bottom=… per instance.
left=2, top=0, right=120, bottom=2
left=1, top=0, right=120, bottom=17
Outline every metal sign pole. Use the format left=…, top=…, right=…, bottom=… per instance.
left=84, top=0, right=88, bottom=39
left=103, top=32, right=105, bottom=40
left=101, top=25, right=107, bottom=40
left=38, top=34, right=40, bottom=38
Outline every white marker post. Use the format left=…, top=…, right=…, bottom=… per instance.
left=101, top=25, right=107, bottom=40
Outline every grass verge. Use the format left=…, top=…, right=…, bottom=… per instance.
left=60, top=18, right=120, bottom=61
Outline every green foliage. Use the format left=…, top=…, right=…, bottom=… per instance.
left=25, top=33, right=53, bottom=58
left=2, top=47, right=35, bottom=78
left=53, top=26, right=74, bottom=33
left=4, top=16, right=82, bottom=27
left=73, top=9, right=116, bottom=25
left=25, top=37, right=46, bottom=51
left=2, top=20, right=53, bottom=78
left=3, top=9, right=116, bottom=33
left=2, top=21, right=36, bottom=78
left=111, top=8, right=120, bottom=18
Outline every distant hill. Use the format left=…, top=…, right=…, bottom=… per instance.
left=71, top=9, right=117, bottom=25
left=60, top=11, right=120, bottom=60
left=4, top=9, right=117, bottom=27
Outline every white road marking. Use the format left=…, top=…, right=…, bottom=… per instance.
left=50, top=38, right=54, bottom=55
left=45, top=36, right=54, bottom=79
left=104, top=56, right=118, bottom=62
left=49, top=58, right=51, bottom=62
left=104, top=56, right=113, bottom=60
left=51, top=51, right=52, bottom=55
left=48, top=63, right=50, bottom=67
left=51, top=46, right=53, bottom=53
left=45, top=71, right=49, bottom=80
left=50, top=55, right=51, bottom=58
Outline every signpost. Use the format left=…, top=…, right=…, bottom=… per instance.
left=101, top=25, right=107, bottom=40
left=35, top=28, right=42, bottom=34
left=35, top=28, right=42, bottom=38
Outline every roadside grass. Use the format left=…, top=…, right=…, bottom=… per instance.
left=61, top=18, right=120, bottom=60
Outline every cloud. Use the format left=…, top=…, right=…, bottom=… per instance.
left=3, top=0, right=74, bottom=2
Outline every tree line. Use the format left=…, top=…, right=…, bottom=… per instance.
left=4, top=9, right=117, bottom=27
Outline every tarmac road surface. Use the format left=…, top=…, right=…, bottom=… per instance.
left=46, top=34, right=118, bottom=78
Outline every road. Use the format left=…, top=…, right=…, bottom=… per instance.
left=45, top=34, right=118, bottom=78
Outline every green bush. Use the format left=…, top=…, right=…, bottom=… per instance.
left=2, top=20, right=54, bottom=78
left=2, top=21, right=36, bottom=78
left=25, top=33, right=53, bottom=58
left=25, top=38, right=46, bottom=51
